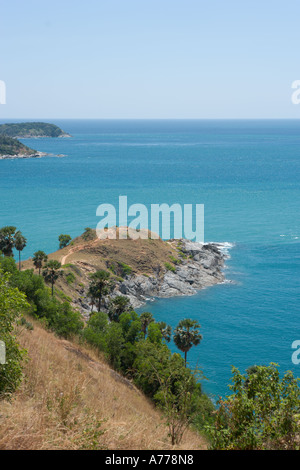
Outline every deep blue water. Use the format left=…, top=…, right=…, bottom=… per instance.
left=0, top=119, right=299, bottom=400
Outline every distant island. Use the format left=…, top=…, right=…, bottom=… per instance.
left=0, top=122, right=71, bottom=138
left=0, top=122, right=70, bottom=159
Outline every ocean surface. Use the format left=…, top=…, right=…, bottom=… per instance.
left=0, top=119, right=299, bottom=400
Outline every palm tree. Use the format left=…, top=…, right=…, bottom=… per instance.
left=88, top=270, right=111, bottom=312
left=108, top=296, right=131, bottom=322
left=157, top=321, right=172, bottom=343
left=140, top=311, right=154, bottom=339
left=43, top=260, right=63, bottom=296
left=32, top=250, right=48, bottom=275
left=0, top=226, right=17, bottom=257
left=14, top=231, right=27, bottom=271
left=173, top=319, right=202, bottom=367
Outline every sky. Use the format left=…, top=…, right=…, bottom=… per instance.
left=1, top=0, right=300, bottom=119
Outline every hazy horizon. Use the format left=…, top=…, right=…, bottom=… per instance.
left=1, top=0, right=300, bottom=120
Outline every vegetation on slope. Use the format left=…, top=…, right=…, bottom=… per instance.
left=0, top=320, right=206, bottom=450
left=0, top=122, right=70, bottom=138
left=0, top=135, right=37, bottom=157
left=2, top=225, right=300, bottom=450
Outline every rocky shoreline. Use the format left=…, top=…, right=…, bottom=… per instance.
left=73, top=239, right=231, bottom=316
left=0, top=151, right=66, bottom=160
left=113, top=240, right=229, bottom=308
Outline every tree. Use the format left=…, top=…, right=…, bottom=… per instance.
left=88, top=270, right=111, bottom=312
left=0, top=226, right=17, bottom=257
left=173, top=319, right=202, bottom=367
left=158, top=321, right=172, bottom=343
left=208, top=364, right=300, bottom=450
left=43, top=260, right=63, bottom=296
left=0, top=269, right=28, bottom=398
left=140, top=311, right=154, bottom=339
left=14, top=231, right=27, bottom=271
left=58, top=234, right=72, bottom=249
left=32, top=250, right=48, bottom=275
left=108, top=295, right=131, bottom=322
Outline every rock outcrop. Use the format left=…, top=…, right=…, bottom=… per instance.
left=113, top=240, right=228, bottom=308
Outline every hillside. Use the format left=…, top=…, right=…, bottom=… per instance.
left=23, top=228, right=225, bottom=315
left=0, top=122, right=71, bottom=138
left=0, top=135, right=38, bottom=158
left=0, top=319, right=206, bottom=450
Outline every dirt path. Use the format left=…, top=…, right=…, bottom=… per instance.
left=60, top=238, right=100, bottom=265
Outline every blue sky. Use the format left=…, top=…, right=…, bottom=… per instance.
left=1, top=0, right=300, bottom=118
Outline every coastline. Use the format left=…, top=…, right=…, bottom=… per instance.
left=112, top=240, right=232, bottom=309
left=0, top=151, right=66, bottom=160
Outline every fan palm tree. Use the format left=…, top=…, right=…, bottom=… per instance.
left=140, top=311, right=154, bottom=339
left=88, top=270, right=111, bottom=312
left=173, top=318, right=202, bottom=367
left=108, top=295, right=131, bottom=322
left=0, top=226, right=17, bottom=257
left=32, top=250, right=48, bottom=275
left=157, top=321, right=172, bottom=343
left=14, top=231, right=27, bottom=271
left=43, top=260, right=63, bottom=296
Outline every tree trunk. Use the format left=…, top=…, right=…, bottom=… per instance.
left=18, top=251, right=21, bottom=271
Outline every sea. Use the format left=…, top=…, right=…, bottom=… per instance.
left=0, top=118, right=299, bottom=401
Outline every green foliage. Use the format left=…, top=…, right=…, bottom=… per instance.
left=207, top=364, right=300, bottom=450
left=119, top=262, right=132, bottom=276
left=58, top=234, right=72, bottom=249
left=157, top=321, right=172, bottom=343
left=140, top=311, right=154, bottom=338
left=0, top=122, right=69, bottom=138
left=14, top=231, right=27, bottom=270
left=65, top=271, right=76, bottom=285
left=43, top=260, right=63, bottom=296
left=32, top=250, right=48, bottom=275
left=82, top=227, right=96, bottom=241
left=0, top=226, right=17, bottom=257
left=164, top=262, right=176, bottom=273
left=88, top=270, right=112, bottom=312
left=0, top=135, right=36, bottom=156
left=108, top=261, right=132, bottom=277
left=108, top=295, right=131, bottom=322
left=0, top=270, right=29, bottom=398
left=0, top=255, right=83, bottom=339
left=173, top=319, right=202, bottom=366
left=82, top=312, right=109, bottom=351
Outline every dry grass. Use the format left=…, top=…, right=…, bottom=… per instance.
left=0, top=321, right=207, bottom=450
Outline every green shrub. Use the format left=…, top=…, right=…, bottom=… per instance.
left=207, top=364, right=300, bottom=450
left=165, top=262, right=176, bottom=273
left=0, top=270, right=28, bottom=398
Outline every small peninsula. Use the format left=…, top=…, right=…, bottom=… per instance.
left=0, top=122, right=70, bottom=159
left=0, top=122, right=71, bottom=138
left=0, top=135, right=42, bottom=159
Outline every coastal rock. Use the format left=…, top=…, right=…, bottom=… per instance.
left=113, top=240, right=228, bottom=308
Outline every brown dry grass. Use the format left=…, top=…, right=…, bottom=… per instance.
left=0, top=320, right=207, bottom=450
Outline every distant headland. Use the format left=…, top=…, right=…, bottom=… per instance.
left=0, top=122, right=70, bottom=159
left=0, top=122, right=71, bottom=138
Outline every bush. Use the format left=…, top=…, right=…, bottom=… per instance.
left=0, top=270, right=28, bottom=398
left=207, top=364, right=300, bottom=450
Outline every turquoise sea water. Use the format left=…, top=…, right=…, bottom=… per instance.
left=0, top=119, right=299, bottom=400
